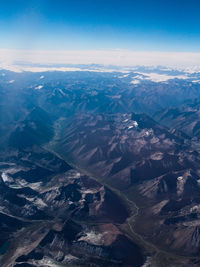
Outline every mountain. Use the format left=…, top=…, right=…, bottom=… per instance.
left=154, top=99, right=200, bottom=139
left=48, top=111, right=200, bottom=257
left=9, top=107, right=54, bottom=149
left=1, top=68, right=200, bottom=266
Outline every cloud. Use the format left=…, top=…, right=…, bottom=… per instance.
left=1, top=49, right=200, bottom=71
left=132, top=72, right=189, bottom=83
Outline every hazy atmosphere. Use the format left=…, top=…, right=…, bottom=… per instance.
left=1, top=0, right=200, bottom=67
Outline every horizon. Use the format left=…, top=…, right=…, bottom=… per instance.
left=1, top=0, right=200, bottom=69
left=2, top=49, right=200, bottom=71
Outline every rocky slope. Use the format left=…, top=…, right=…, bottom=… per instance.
left=0, top=146, right=145, bottom=267
left=50, top=112, right=200, bottom=258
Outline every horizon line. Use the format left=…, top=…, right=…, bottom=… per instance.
left=1, top=49, right=200, bottom=70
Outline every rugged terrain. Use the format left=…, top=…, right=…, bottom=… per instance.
left=1, top=66, right=200, bottom=266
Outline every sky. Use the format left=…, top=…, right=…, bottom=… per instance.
left=1, top=0, right=200, bottom=67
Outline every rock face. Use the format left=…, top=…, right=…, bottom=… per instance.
left=52, top=112, right=200, bottom=257
left=13, top=222, right=144, bottom=267
left=0, top=147, right=144, bottom=267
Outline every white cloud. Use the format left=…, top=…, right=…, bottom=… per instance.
left=0, top=49, right=200, bottom=71
left=133, top=72, right=189, bottom=82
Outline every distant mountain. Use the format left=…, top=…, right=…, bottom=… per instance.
left=154, top=99, right=200, bottom=139
left=9, top=107, right=53, bottom=148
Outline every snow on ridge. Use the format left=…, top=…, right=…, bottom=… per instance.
left=35, top=85, right=43, bottom=90
left=119, top=74, right=129, bottom=78
left=1, top=172, right=9, bottom=182
left=8, top=80, right=15, bottom=83
left=131, top=80, right=140, bottom=84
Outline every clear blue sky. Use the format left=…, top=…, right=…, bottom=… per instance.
left=1, top=0, right=200, bottom=52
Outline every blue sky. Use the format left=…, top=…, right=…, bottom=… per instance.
left=1, top=0, right=200, bottom=52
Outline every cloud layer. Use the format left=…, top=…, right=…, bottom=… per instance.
left=1, top=49, right=200, bottom=71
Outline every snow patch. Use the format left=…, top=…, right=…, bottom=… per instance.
left=145, top=131, right=151, bottom=136
left=58, top=89, right=66, bottom=96
left=150, top=152, right=163, bottom=160
left=119, top=74, right=129, bottom=78
left=177, top=176, right=183, bottom=181
left=131, top=80, right=140, bottom=84
left=1, top=172, right=9, bottom=182
left=78, top=231, right=103, bottom=246
left=35, top=85, right=43, bottom=90
left=133, top=121, right=138, bottom=127
left=28, top=182, right=42, bottom=190
left=177, top=176, right=185, bottom=196
left=128, top=126, right=134, bottom=129
left=34, top=198, right=47, bottom=208
left=8, top=80, right=15, bottom=83
left=192, top=80, right=200, bottom=83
